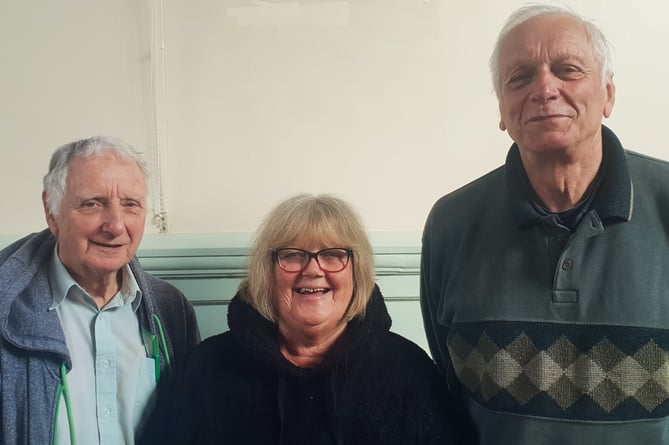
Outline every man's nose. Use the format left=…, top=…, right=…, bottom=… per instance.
left=101, top=205, right=124, bottom=235
left=530, top=68, right=560, bottom=104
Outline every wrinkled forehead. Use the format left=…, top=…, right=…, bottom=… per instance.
left=66, top=153, right=148, bottom=192
left=501, top=14, right=596, bottom=66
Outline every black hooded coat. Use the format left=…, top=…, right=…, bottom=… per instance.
left=141, top=285, right=466, bottom=444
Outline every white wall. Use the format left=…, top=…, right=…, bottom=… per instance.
left=0, top=0, right=151, bottom=234
left=1, top=0, right=667, bottom=236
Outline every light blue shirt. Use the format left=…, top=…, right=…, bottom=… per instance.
left=49, top=246, right=157, bottom=445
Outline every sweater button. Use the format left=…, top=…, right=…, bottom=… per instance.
left=561, top=259, right=573, bottom=270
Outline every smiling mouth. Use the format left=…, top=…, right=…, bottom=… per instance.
left=296, top=288, right=330, bottom=295
left=91, top=241, right=123, bottom=248
left=527, top=114, right=566, bottom=123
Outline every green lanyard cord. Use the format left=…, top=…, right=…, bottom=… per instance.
left=53, top=363, right=77, bottom=445
left=53, top=315, right=169, bottom=445
left=152, top=313, right=172, bottom=371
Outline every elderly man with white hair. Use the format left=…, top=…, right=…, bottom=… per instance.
left=0, top=136, right=200, bottom=445
left=421, top=4, right=669, bottom=445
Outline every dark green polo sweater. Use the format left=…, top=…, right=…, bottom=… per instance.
left=421, top=125, right=669, bottom=445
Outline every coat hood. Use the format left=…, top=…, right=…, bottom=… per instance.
left=226, top=284, right=392, bottom=376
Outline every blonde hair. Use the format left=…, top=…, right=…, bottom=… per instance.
left=240, top=194, right=375, bottom=323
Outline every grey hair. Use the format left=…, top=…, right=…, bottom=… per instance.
left=43, top=136, right=149, bottom=216
left=489, top=4, right=614, bottom=97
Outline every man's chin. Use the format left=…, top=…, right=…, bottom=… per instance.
left=88, top=256, right=134, bottom=273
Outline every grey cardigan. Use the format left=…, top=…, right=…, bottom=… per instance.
left=0, top=229, right=200, bottom=445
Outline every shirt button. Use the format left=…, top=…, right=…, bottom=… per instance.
left=104, top=407, right=112, bottom=416
left=102, top=359, right=111, bottom=368
left=561, top=259, right=573, bottom=270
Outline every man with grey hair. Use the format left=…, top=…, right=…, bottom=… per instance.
left=0, top=136, right=200, bottom=445
left=421, top=4, right=669, bottom=444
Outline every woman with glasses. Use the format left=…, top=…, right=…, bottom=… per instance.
left=141, top=194, right=466, bottom=445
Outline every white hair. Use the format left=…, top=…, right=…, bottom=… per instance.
left=43, top=136, right=149, bottom=216
left=489, top=4, right=614, bottom=97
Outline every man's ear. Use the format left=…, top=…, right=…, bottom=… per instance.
left=43, top=191, right=59, bottom=237
left=498, top=102, right=507, bottom=131
left=603, top=73, right=616, bottom=118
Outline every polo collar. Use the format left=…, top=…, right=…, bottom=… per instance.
left=506, top=125, right=633, bottom=227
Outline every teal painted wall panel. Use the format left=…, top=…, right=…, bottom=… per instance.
left=385, top=300, right=428, bottom=352
left=164, top=277, right=242, bottom=303
left=1, top=232, right=429, bottom=352
left=193, top=304, right=229, bottom=340
left=375, top=275, right=421, bottom=300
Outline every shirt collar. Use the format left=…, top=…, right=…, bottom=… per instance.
left=48, top=244, right=143, bottom=312
left=506, top=124, right=633, bottom=227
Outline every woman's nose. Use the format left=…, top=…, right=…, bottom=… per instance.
left=301, top=256, right=324, bottom=276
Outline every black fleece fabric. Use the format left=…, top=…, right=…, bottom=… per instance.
left=141, top=285, right=468, bottom=444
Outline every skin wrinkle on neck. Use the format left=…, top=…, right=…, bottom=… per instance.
left=520, top=130, right=603, bottom=211
left=278, top=321, right=347, bottom=368
left=68, top=266, right=123, bottom=308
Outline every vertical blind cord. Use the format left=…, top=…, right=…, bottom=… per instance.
left=150, top=0, right=169, bottom=233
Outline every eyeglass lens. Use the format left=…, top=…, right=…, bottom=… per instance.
left=276, top=248, right=350, bottom=272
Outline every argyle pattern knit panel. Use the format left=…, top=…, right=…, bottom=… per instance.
left=449, top=321, right=669, bottom=421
